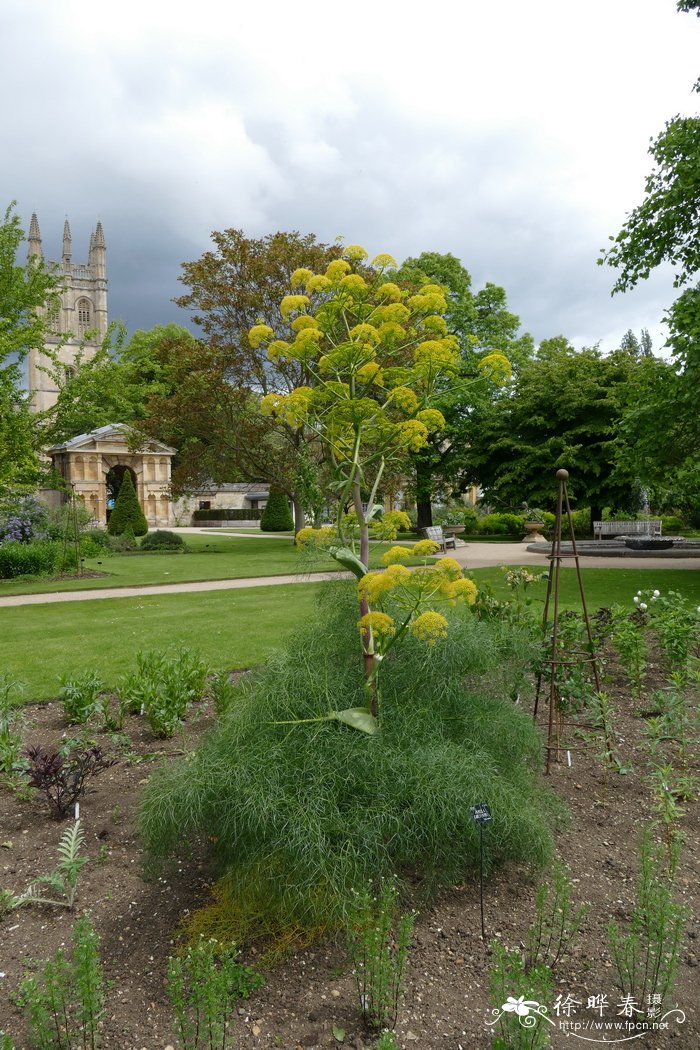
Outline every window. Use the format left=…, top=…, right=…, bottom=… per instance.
left=198, top=500, right=211, bottom=510
left=77, top=298, right=92, bottom=329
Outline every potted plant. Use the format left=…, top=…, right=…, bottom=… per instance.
left=522, top=506, right=546, bottom=543
left=442, top=509, right=467, bottom=536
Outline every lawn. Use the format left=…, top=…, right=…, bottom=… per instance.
left=0, top=533, right=416, bottom=597
left=468, top=564, right=700, bottom=609
left=3, top=566, right=698, bottom=703
left=0, top=582, right=323, bottom=702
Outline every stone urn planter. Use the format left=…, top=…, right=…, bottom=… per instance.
left=443, top=524, right=466, bottom=536
left=523, top=521, right=546, bottom=543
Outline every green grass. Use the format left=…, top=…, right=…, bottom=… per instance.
left=0, top=534, right=415, bottom=597
left=0, top=583, right=323, bottom=702
left=468, top=566, right=700, bottom=610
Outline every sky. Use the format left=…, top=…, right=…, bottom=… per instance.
left=4, top=0, right=699, bottom=355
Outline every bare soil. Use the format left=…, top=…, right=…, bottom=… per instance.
left=1, top=661, right=698, bottom=1050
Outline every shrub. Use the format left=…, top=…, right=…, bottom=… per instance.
left=193, top=508, right=263, bottom=521
left=108, top=526, right=138, bottom=552
left=478, top=513, right=525, bottom=537
left=23, top=744, right=115, bottom=820
left=0, top=495, right=49, bottom=544
left=0, top=539, right=61, bottom=579
left=140, top=529, right=187, bottom=551
left=107, top=471, right=148, bottom=537
left=81, top=527, right=110, bottom=558
left=260, top=490, right=294, bottom=532
left=140, top=585, right=555, bottom=943
left=659, top=515, right=685, bottom=534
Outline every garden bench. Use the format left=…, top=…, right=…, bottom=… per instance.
left=423, top=525, right=457, bottom=551
left=593, top=520, right=662, bottom=540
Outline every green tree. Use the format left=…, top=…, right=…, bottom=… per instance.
left=141, top=230, right=343, bottom=532
left=600, top=117, right=700, bottom=292
left=462, top=340, right=645, bottom=530
left=107, top=470, right=148, bottom=536
left=600, top=1, right=699, bottom=516
left=0, top=203, right=60, bottom=495
left=389, top=252, right=532, bottom=527
left=260, top=489, right=293, bottom=531
left=44, top=322, right=193, bottom=445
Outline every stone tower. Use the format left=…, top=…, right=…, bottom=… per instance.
left=26, top=214, right=108, bottom=413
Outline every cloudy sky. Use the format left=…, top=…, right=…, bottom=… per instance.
left=4, top=0, right=698, bottom=353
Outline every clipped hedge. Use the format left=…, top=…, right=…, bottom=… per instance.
left=193, top=509, right=263, bottom=522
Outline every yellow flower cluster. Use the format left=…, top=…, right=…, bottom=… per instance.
left=381, top=545, right=413, bottom=565
left=325, top=259, right=352, bottom=282
left=248, top=324, right=274, bottom=348
left=344, top=244, right=369, bottom=261
left=356, top=361, right=383, bottom=385
left=358, top=563, right=411, bottom=603
left=280, top=294, right=310, bottom=318
left=291, top=314, right=319, bottom=331
left=416, top=408, right=445, bottom=431
left=397, top=419, right=429, bottom=451
left=349, top=322, right=380, bottom=345
left=413, top=339, right=460, bottom=373
left=295, top=525, right=337, bottom=547
left=290, top=268, right=314, bottom=289
left=412, top=539, right=440, bottom=556
left=372, top=253, right=398, bottom=269
left=410, top=611, right=449, bottom=645
left=306, top=274, right=332, bottom=294
left=358, top=611, right=395, bottom=637
left=387, top=386, right=419, bottom=415
left=376, top=282, right=404, bottom=302
left=478, top=352, right=512, bottom=385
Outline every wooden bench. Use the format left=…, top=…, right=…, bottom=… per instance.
left=593, top=520, right=662, bottom=540
left=423, top=525, right=457, bottom=551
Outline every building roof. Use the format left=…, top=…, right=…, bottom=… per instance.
left=47, top=423, right=177, bottom=456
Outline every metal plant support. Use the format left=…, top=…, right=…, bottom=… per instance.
left=534, top=469, right=605, bottom=774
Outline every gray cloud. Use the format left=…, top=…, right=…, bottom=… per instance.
left=4, top=0, right=697, bottom=356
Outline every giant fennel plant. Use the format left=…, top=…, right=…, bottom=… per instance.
left=250, top=245, right=509, bottom=727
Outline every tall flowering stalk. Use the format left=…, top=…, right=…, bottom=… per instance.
left=250, top=246, right=507, bottom=727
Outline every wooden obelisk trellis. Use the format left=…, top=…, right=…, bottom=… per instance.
left=533, top=469, right=604, bottom=774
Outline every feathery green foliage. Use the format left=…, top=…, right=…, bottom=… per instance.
left=140, top=584, right=556, bottom=942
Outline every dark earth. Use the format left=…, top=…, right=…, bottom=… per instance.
left=1, top=654, right=698, bottom=1050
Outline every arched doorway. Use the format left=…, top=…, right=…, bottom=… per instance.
left=105, top=464, right=138, bottom=522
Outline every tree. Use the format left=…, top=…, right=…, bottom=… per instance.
left=599, top=1, right=699, bottom=515
left=107, top=470, right=148, bottom=536
left=0, top=204, right=61, bottom=495
left=140, top=230, right=344, bottom=532
left=389, top=252, right=531, bottom=527
left=44, top=323, right=193, bottom=445
left=600, top=117, right=700, bottom=292
left=618, top=288, right=700, bottom=521
left=260, top=489, right=293, bottom=531
left=462, top=340, right=645, bottom=530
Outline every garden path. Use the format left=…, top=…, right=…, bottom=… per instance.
left=0, top=541, right=697, bottom=607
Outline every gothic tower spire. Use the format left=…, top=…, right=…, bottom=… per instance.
left=62, top=218, right=72, bottom=271
left=27, top=212, right=43, bottom=260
